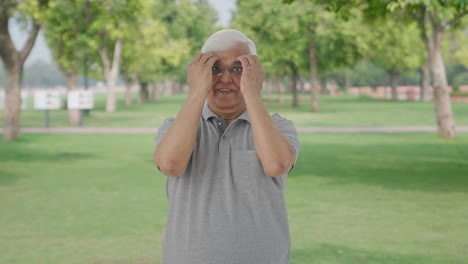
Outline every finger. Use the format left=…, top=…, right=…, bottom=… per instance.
left=252, top=55, right=260, bottom=66
left=205, top=55, right=218, bottom=67
left=194, top=53, right=204, bottom=62
left=238, top=56, right=251, bottom=68
left=244, top=55, right=257, bottom=66
left=251, top=56, right=264, bottom=72
left=200, top=53, right=215, bottom=64
left=245, top=55, right=256, bottom=67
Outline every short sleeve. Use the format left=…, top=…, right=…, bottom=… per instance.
left=155, top=117, right=175, bottom=149
left=271, top=113, right=300, bottom=167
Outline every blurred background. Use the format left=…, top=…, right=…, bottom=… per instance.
left=1, top=0, right=468, bottom=263
left=1, top=0, right=467, bottom=137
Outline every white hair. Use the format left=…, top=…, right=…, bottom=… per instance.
left=201, top=29, right=257, bottom=55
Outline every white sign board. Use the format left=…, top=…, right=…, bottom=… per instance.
left=67, top=90, right=94, bottom=109
left=34, top=90, right=62, bottom=110
left=0, top=91, right=28, bottom=110
left=21, top=91, right=28, bottom=109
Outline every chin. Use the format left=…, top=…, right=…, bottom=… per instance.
left=213, top=99, right=244, bottom=110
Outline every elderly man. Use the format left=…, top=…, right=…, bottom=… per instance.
left=154, top=29, right=300, bottom=264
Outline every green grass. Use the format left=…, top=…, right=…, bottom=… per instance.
left=18, top=92, right=468, bottom=128
left=1, top=133, right=468, bottom=263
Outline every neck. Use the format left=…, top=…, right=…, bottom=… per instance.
left=213, top=107, right=246, bottom=125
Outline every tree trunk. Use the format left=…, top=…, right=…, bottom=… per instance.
left=345, top=68, right=352, bottom=91
left=279, top=80, right=285, bottom=104
left=272, top=77, right=281, bottom=102
left=265, top=79, right=273, bottom=101
left=298, top=79, right=304, bottom=94
left=152, top=83, right=161, bottom=101
left=290, top=77, right=298, bottom=107
left=125, top=74, right=137, bottom=108
left=0, top=14, right=41, bottom=140
left=175, top=82, right=182, bottom=94
left=3, top=65, right=22, bottom=140
left=419, top=64, right=430, bottom=101
left=64, top=72, right=80, bottom=126
left=125, top=85, right=132, bottom=108
left=164, top=78, right=173, bottom=96
left=138, top=82, right=149, bottom=104
left=309, top=42, right=320, bottom=112
left=320, top=79, right=327, bottom=95
left=430, top=29, right=455, bottom=138
left=288, top=61, right=298, bottom=107
left=98, top=39, right=122, bottom=113
left=418, top=9, right=455, bottom=138
left=389, top=72, right=400, bottom=101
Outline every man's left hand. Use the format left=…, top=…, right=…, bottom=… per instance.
left=238, top=55, right=264, bottom=97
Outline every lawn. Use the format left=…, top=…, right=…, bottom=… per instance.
left=18, top=92, right=468, bottom=128
left=1, top=133, right=467, bottom=263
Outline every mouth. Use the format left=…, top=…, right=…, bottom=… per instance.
left=216, top=88, right=236, bottom=94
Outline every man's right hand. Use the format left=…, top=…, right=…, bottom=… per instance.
left=187, top=53, right=218, bottom=97
left=155, top=53, right=218, bottom=177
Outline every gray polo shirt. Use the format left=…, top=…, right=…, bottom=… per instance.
left=155, top=104, right=300, bottom=264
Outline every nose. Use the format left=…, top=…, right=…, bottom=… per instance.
left=219, top=69, right=233, bottom=83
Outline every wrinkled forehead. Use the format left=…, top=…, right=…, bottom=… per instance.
left=213, top=60, right=242, bottom=67
left=212, top=45, right=249, bottom=66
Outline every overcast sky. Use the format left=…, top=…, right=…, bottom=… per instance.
left=10, top=0, right=235, bottom=65
left=209, top=0, right=236, bottom=27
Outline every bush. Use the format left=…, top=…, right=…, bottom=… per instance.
left=451, top=91, right=468, bottom=97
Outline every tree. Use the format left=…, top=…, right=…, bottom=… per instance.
left=450, top=30, right=468, bottom=87
left=356, top=0, right=468, bottom=137
left=285, top=0, right=468, bottom=138
left=386, top=0, right=468, bottom=138
left=451, top=27, right=468, bottom=71
left=84, top=0, right=143, bottom=112
left=0, top=0, right=49, bottom=141
left=118, top=0, right=168, bottom=106
left=233, top=0, right=309, bottom=107
left=44, top=0, right=88, bottom=125
left=302, top=5, right=368, bottom=110
left=368, top=19, right=422, bottom=100
left=155, top=0, right=218, bottom=96
left=235, top=0, right=368, bottom=110
left=118, top=0, right=216, bottom=105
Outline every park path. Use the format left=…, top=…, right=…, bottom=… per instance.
left=3, top=126, right=468, bottom=134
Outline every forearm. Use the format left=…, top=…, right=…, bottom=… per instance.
left=244, top=93, right=296, bottom=177
left=154, top=92, right=206, bottom=176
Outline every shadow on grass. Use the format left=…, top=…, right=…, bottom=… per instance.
left=265, top=95, right=426, bottom=113
left=0, top=148, right=94, bottom=163
left=292, top=140, right=468, bottom=193
left=0, top=150, right=94, bottom=186
left=0, top=138, right=95, bottom=186
left=291, top=243, right=450, bottom=264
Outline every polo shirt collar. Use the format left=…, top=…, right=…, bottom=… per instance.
left=202, top=103, right=250, bottom=123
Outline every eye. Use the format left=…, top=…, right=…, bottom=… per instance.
left=230, top=66, right=243, bottom=75
left=212, top=65, right=223, bottom=75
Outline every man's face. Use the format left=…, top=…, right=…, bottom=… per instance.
left=207, top=44, right=250, bottom=116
